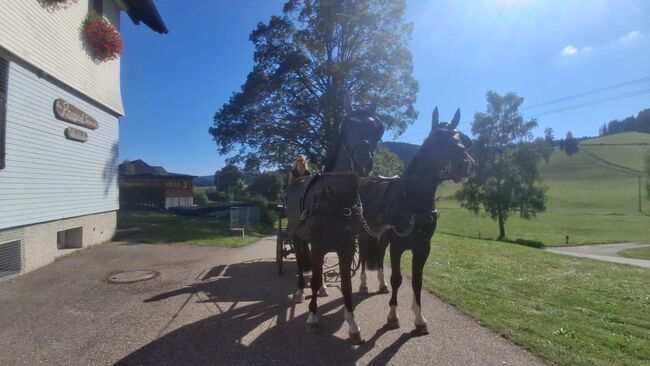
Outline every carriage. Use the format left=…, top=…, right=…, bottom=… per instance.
left=275, top=203, right=361, bottom=276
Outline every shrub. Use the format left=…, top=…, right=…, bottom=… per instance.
left=245, top=195, right=277, bottom=225
left=207, top=191, right=230, bottom=202
left=193, top=191, right=209, bottom=205
left=120, top=183, right=165, bottom=209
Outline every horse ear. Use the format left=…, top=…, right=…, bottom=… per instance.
left=450, top=108, right=460, bottom=129
left=431, top=107, right=439, bottom=131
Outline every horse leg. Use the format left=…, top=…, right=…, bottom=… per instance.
left=411, top=244, right=431, bottom=335
left=293, top=239, right=307, bottom=303
left=318, top=277, right=329, bottom=297
left=358, top=235, right=368, bottom=293
left=307, top=246, right=324, bottom=333
left=377, top=239, right=390, bottom=294
left=387, top=243, right=403, bottom=329
left=339, top=246, right=362, bottom=344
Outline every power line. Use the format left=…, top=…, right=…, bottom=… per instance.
left=530, top=88, right=650, bottom=118
left=523, top=76, right=650, bottom=110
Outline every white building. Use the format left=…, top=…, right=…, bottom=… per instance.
left=0, top=0, right=167, bottom=279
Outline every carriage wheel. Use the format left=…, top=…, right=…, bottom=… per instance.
left=276, top=234, right=284, bottom=275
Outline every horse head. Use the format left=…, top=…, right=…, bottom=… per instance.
left=338, top=102, right=385, bottom=177
left=410, top=107, right=475, bottom=182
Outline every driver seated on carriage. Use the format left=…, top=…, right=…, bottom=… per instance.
left=287, top=154, right=311, bottom=186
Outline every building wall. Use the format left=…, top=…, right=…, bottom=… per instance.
left=0, top=211, right=116, bottom=278
left=0, top=0, right=124, bottom=115
left=0, top=60, right=119, bottom=230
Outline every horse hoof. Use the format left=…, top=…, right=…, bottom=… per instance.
left=359, top=286, right=368, bottom=293
left=307, top=322, right=320, bottom=334
left=292, top=293, right=304, bottom=303
left=318, top=287, right=329, bottom=297
left=386, top=318, right=400, bottom=329
left=349, top=332, right=363, bottom=345
left=415, top=323, right=429, bottom=335
left=378, top=286, right=390, bottom=294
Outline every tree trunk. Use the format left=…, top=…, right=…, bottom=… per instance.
left=497, top=210, right=506, bottom=240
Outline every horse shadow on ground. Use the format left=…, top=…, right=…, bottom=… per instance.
left=115, top=258, right=419, bottom=366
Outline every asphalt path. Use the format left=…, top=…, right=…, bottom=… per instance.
left=545, top=243, right=650, bottom=268
left=0, top=238, right=544, bottom=365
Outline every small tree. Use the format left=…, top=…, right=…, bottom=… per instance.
left=563, top=131, right=579, bottom=156
left=372, top=145, right=404, bottom=177
left=456, top=91, right=547, bottom=240
left=214, top=164, right=244, bottom=196
left=247, top=172, right=282, bottom=202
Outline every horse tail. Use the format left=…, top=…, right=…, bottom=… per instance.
left=359, top=235, right=386, bottom=271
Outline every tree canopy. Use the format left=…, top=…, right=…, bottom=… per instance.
left=371, top=145, right=404, bottom=177
left=210, top=0, right=418, bottom=170
left=456, top=91, right=548, bottom=240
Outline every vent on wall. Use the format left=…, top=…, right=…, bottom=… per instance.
left=57, top=227, right=83, bottom=249
left=0, top=240, right=22, bottom=279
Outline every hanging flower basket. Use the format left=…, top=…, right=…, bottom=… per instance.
left=83, top=12, right=124, bottom=62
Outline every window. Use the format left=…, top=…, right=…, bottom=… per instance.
left=89, top=0, right=103, bottom=14
left=57, top=227, right=83, bottom=249
left=0, top=56, right=8, bottom=170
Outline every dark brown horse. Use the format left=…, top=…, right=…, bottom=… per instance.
left=357, top=107, right=475, bottom=334
left=286, top=106, right=384, bottom=344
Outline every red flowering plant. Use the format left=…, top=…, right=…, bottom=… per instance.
left=83, top=11, right=124, bottom=62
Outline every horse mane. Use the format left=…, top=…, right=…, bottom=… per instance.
left=323, top=136, right=342, bottom=172
left=404, top=133, right=435, bottom=176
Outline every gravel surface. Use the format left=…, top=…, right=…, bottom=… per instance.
left=0, top=238, right=545, bottom=365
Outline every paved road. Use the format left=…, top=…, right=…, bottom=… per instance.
left=545, top=243, right=650, bottom=268
left=0, top=238, right=544, bottom=366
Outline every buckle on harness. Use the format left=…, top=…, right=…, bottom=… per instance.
left=343, top=208, right=352, bottom=217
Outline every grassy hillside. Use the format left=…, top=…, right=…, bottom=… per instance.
left=433, top=136, right=650, bottom=245
left=579, top=132, right=650, bottom=172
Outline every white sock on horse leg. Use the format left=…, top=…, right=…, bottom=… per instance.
left=378, top=269, right=387, bottom=288
left=344, top=309, right=361, bottom=335
left=359, top=272, right=367, bottom=288
left=412, top=295, right=427, bottom=326
left=307, top=312, right=319, bottom=325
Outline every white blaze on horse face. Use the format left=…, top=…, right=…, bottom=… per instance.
left=412, top=296, right=427, bottom=326
left=344, top=309, right=361, bottom=335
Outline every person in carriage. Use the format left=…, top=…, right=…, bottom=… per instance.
left=287, top=154, right=311, bottom=186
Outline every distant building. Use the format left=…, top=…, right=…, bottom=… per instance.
left=0, top=1, right=167, bottom=279
left=120, top=160, right=195, bottom=209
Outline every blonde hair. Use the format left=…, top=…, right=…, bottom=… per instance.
left=293, top=155, right=309, bottom=170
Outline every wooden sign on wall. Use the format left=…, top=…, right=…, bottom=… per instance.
left=53, top=99, right=99, bottom=130
left=64, top=127, right=88, bottom=143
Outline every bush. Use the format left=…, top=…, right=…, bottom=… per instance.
left=120, top=183, right=165, bottom=209
left=193, top=191, right=209, bottom=205
left=244, top=195, right=277, bottom=225
left=207, top=191, right=230, bottom=202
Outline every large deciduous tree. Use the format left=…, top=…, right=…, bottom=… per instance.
left=210, top=0, right=418, bottom=170
left=456, top=91, right=548, bottom=240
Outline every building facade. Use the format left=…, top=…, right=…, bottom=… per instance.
left=0, top=0, right=166, bottom=279
left=120, top=159, right=195, bottom=209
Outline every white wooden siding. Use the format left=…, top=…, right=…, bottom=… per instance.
left=0, top=0, right=124, bottom=115
left=0, top=61, right=119, bottom=230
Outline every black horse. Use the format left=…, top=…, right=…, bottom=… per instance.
left=357, top=107, right=475, bottom=335
left=286, top=105, right=384, bottom=344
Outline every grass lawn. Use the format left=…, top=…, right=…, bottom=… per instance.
left=619, top=246, right=650, bottom=260
left=402, top=233, right=650, bottom=366
left=116, top=209, right=274, bottom=247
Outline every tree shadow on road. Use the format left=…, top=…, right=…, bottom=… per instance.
left=115, top=258, right=418, bottom=365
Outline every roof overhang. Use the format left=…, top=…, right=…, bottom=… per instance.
left=124, top=0, right=168, bottom=34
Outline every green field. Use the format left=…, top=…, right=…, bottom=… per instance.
left=116, top=210, right=274, bottom=247
left=402, top=234, right=650, bottom=366
left=435, top=133, right=650, bottom=246
left=619, top=246, right=650, bottom=260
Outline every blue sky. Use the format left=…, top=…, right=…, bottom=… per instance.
left=119, top=0, right=650, bottom=176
